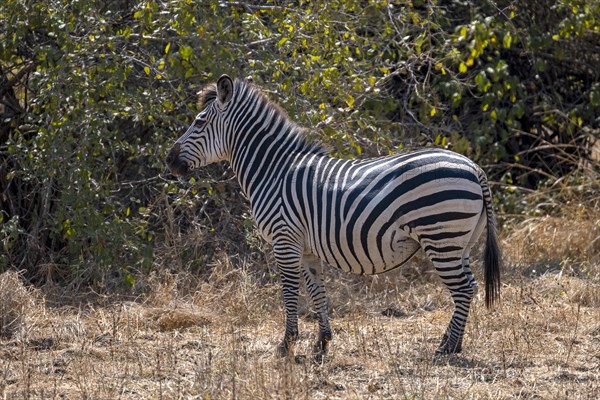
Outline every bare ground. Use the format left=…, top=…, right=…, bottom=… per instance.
left=1, top=216, right=599, bottom=399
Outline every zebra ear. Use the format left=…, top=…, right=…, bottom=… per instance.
left=216, top=75, right=234, bottom=105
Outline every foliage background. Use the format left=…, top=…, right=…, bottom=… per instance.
left=0, top=0, right=598, bottom=287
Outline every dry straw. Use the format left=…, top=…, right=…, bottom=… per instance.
left=0, top=271, right=37, bottom=338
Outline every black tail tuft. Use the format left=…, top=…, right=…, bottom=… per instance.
left=479, top=171, right=502, bottom=309
left=484, top=216, right=501, bottom=308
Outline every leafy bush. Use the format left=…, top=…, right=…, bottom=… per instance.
left=1, top=0, right=598, bottom=285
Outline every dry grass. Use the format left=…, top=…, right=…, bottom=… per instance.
left=1, top=215, right=599, bottom=399
left=0, top=271, right=40, bottom=339
left=504, top=204, right=600, bottom=273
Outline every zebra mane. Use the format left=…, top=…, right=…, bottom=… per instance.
left=197, top=83, right=218, bottom=110
left=197, top=78, right=330, bottom=156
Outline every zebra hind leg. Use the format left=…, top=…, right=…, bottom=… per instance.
left=435, top=286, right=475, bottom=355
left=462, top=253, right=479, bottom=296
left=431, top=255, right=476, bottom=356
left=302, top=254, right=332, bottom=362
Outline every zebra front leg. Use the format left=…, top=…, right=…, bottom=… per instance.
left=274, top=243, right=302, bottom=358
left=301, top=254, right=332, bottom=359
left=277, top=271, right=301, bottom=357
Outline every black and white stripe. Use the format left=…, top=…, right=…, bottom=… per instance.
left=167, top=75, right=501, bottom=358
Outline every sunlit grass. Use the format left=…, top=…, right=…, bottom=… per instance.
left=0, top=213, right=598, bottom=399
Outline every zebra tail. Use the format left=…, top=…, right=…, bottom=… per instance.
left=480, top=171, right=502, bottom=309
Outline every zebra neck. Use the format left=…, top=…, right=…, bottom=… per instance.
left=229, top=123, right=304, bottom=201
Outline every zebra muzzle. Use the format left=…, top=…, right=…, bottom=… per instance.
left=166, top=142, right=189, bottom=176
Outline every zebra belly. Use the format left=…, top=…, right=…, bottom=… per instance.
left=310, top=224, right=421, bottom=275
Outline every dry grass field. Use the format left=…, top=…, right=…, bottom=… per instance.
left=1, top=213, right=599, bottom=399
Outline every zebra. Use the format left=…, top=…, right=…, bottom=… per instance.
left=166, top=75, right=501, bottom=359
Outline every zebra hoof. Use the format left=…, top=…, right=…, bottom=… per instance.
left=313, top=338, right=330, bottom=354
left=312, top=352, right=325, bottom=364
left=277, top=341, right=288, bottom=358
left=277, top=340, right=295, bottom=358
left=435, top=338, right=462, bottom=356
left=311, top=341, right=329, bottom=364
left=312, top=331, right=332, bottom=358
left=432, top=343, right=462, bottom=365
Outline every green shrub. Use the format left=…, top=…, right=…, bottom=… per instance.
left=1, top=0, right=597, bottom=285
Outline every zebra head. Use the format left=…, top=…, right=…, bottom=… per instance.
left=166, top=75, right=234, bottom=176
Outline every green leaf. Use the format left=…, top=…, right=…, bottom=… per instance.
left=503, top=33, right=512, bottom=48
left=179, top=45, right=192, bottom=61
left=123, top=273, right=135, bottom=286
left=346, top=94, right=355, bottom=108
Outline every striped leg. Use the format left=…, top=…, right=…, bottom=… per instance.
left=430, top=250, right=476, bottom=355
left=301, top=254, right=332, bottom=357
left=273, top=240, right=303, bottom=357
left=462, top=253, right=479, bottom=296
